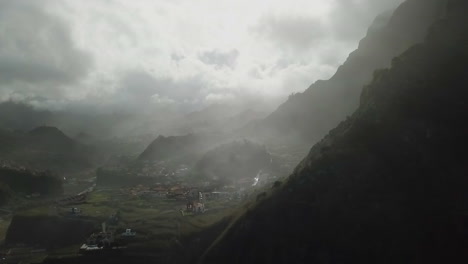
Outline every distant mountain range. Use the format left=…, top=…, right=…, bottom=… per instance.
left=201, top=0, right=468, bottom=262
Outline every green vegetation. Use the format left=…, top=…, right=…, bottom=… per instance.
left=0, top=167, right=63, bottom=200
left=95, top=168, right=153, bottom=187
left=11, top=187, right=241, bottom=259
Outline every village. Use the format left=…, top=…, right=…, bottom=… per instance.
left=0, top=162, right=275, bottom=263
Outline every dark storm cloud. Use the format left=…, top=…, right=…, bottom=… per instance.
left=198, top=49, right=239, bottom=69
left=0, top=0, right=92, bottom=87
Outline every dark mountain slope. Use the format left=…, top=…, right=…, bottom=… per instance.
left=0, top=126, right=94, bottom=173
left=138, top=133, right=222, bottom=163
left=0, top=166, right=63, bottom=198
left=249, top=0, right=447, bottom=144
left=0, top=101, right=53, bottom=131
left=194, top=140, right=274, bottom=183
left=202, top=1, right=468, bottom=263
left=27, top=126, right=76, bottom=152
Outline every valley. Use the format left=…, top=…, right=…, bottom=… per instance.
left=0, top=0, right=466, bottom=263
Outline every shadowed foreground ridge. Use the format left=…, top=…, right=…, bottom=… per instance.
left=202, top=0, right=468, bottom=263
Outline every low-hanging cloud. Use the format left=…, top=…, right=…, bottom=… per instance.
left=0, top=0, right=92, bottom=101
left=252, top=15, right=325, bottom=53
left=0, top=0, right=404, bottom=114
left=199, top=49, right=239, bottom=69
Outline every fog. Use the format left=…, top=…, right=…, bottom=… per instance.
left=1, top=0, right=465, bottom=262
left=0, top=0, right=403, bottom=138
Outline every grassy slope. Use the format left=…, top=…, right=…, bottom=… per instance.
left=7, top=188, right=240, bottom=263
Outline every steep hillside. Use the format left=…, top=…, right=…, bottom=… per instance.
left=0, top=101, right=53, bottom=131
left=249, top=0, right=447, bottom=144
left=27, top=126, right=76, bottom=152
left=0, top=165, right=63, bottom=198
left=138, top=133, right=222, bottom=163
left=202, top=1, right=468, bottom=263
left=0, top=126, right=95, bottom=173
left=194, top=140, right=274, bottom=184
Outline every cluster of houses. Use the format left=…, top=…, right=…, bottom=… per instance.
left=185, top=191, right=205, bottom=214
left=80, top=223, right=115, bottom=252
left=136, top=161, right=190, bottom=178
left=103, top=159, right=190, bottom=180
left=122, top=183, right=243, bottom=203
left=80, top=223, right=135, bottom=252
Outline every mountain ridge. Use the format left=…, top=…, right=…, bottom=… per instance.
left=201, top=0, right=468, bottom=262
left=245, top=0, right=447, bottom=145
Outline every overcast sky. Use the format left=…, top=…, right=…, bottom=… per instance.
left=0, top=0, right=404, bottom=113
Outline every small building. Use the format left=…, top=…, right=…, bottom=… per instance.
left=80, top=232, right=114, bottom=251
left=80, top=223, right=114, bottom=251
left=108, top=211, right=120, bottom=225
left=121, top=229, right=136, bottom=237
left=70, top=207, right=81, bottom=215
left=186, top=201, right=205, bottom=214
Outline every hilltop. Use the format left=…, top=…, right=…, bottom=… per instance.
left=138, top=133, right=223, bottom=163
left=0, top=126, right=95, bottom=173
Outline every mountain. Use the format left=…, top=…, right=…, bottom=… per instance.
left=0, top=126, right=95, bottom=173
left=193, top=140, right=274, bottom=184
left=0, top=101, right=53, bottom=131
left=0, top=164, right=63, bottom=201
left=138, top=133, right=220, bottom=163
left=27, top=126, right=76, bottom=153
left=246, top=0, right=447, bottom=145
left=201, top=0, right=468, bottom=262
left=74, top=131, right=93, bottom=144
left=137, top=105, right=268, bottom=164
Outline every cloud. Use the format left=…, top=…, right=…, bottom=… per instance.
left=205, top=93, right=236, bottom=104
left=252, top=15, right=325, bottom=53
left=0, top=0, right=92, bottom=100
left=0, top=0, right=404, bottom=115
left=108, top=70, right=210, bottom=112
left=328, top=0, right=404, bottom=41
left=199, top=49, right=239, bottom=69
left=151, top=94, right=176, bottom=106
